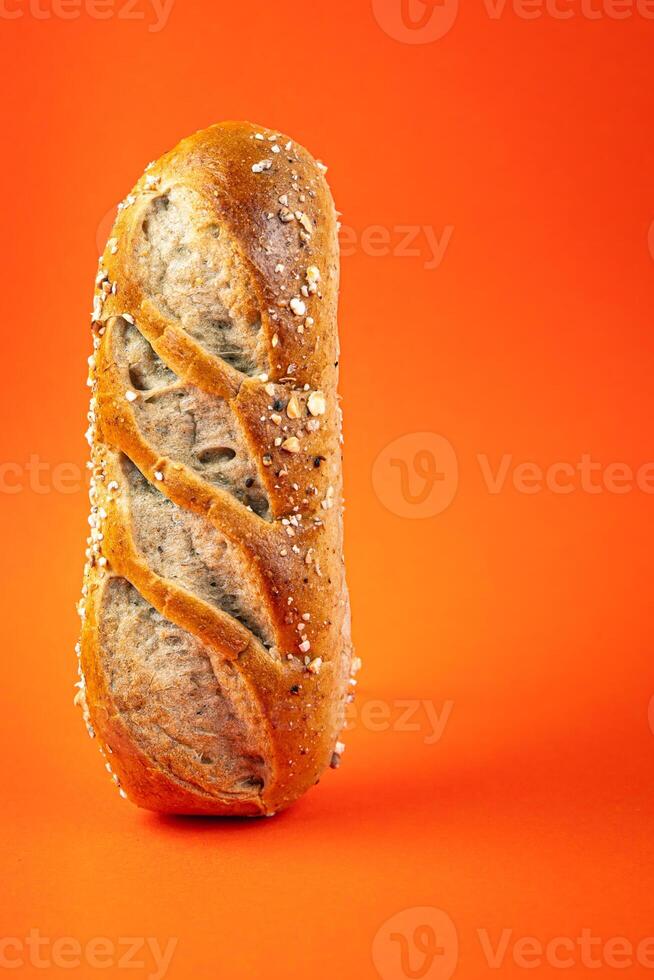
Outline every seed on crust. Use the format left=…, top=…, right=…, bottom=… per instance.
left=307, top=391, right=326, bottom=417
left=286, top=395, right=302, bottom=420
left=289, top=297, right=306, bottom=317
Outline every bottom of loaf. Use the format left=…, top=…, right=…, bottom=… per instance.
left=83, top=575, right=274, bottom=816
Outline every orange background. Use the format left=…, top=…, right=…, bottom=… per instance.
left=1, top=0, right=653, bottom=976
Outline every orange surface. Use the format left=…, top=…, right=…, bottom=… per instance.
left=1, top=1, right=653, bottom=977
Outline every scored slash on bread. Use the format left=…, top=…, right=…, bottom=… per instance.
left=76, top=121, right=356, bottom=816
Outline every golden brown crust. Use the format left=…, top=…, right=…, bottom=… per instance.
left=77, top=121, right=353, bottom=816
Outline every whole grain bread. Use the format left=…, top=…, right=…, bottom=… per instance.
left=76, top=121, right=354, bottom=816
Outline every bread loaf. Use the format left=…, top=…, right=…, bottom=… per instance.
left=76, top=121, right=354, bottom=816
